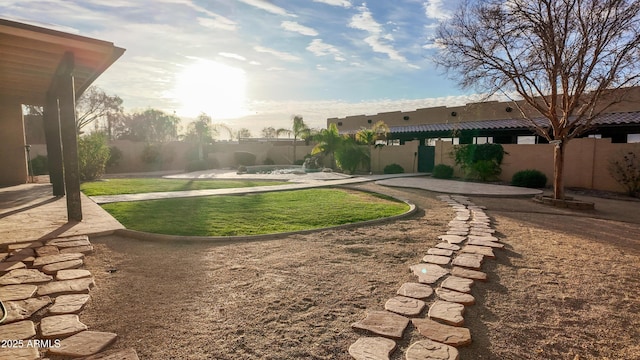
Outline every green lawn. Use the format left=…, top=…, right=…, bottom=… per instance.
left=81, top=178, right=287, bottom=196
left=102, top=188, right=409, bottom=236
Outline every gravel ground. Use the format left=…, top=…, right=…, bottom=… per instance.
left=79, top=184, right=640, bottom=360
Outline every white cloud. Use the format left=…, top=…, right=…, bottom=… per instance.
left=306, top=39, right=345, bottom=61
left=219, top=52, right=247, bottom=61
left=197, top=16, right=237, bottom=31
left=349, top=4, right=407, bottom=62
left=254, top=46, right=301, bottom=61
left=423, top=0, right=452, bottom=21
left=313, top=0, right=352, bottom=8
left=281, top=21, right=318, bottom=36
left=237, top=0, right=296, bottom=17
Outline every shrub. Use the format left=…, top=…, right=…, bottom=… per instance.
left=432, top=164, right=454, bottom=179
left=608, top=151, right=640, bottom=196
left=384, top=163, right=404, bottom=174
left=106, top=146, right=122, bottom=168
left=141, top=143, right=162, bottom=164
left=263, top=158, right=275, bottom=165
left=302, top=156, right=322, bottom=170
left=453, top=143, right=505, bottom=181
left=293, top=159, right=305, bottom=166
left=237, top=165, right=247, bottom=174
left=234, top=151, right=256, bottom=166
left=511, top=169, right=547, bottom=188
left=29, top=155, right=49, bottom=175
left=78, top=132, right=110, bottom=181
left=336, top=139, right=369, bottom=174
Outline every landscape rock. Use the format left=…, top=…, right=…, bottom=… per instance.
left=49, top=294, right=91, bottom=315
left=40, top=314, right=88, bottom=338
left=435, top=243, right=460, bottom=251
left=56, top=269, right=92, bottom=281
left=422, top=255, right=451, bottom=266
left=428, top=300, right=465, bottom=326
left=0, top=268, right=53, bottom=285
left=397, top=283, right=433, bottom=299
left=435, top=288, right=475, bottom=305
left=0, top=284, right=38, bottom=301
left=461, top=245, right=495, bottom=258
left=412, top=318, right=472, bottom=346
left=0, top=261, right=26, bottom=273
left=427, top=248, right=453, bottom=257
left=405, top=339, right=460, bottom=360
left=451, top=254, right=483, bottom=270
left=441, top=276, right=474, bottom=293
left=47, top=331, right=118, bottom=357
left=437, top=235, right=466, bottom=244
left=410, top=264, right=449, bottom=284
left=384, top=296, right=426, bottom=316
left=41, top=259, right=84, bottom=275
left=348, top=336, right=396, bottom=360
left=2, top=297, right=51, bottom=324
left=0, top=347, right=39, bottom=360
left=36, top=245, right=60, bottom=257
left=36, top=277, right=95, bottom=297
left=467, top=238, right=504, bottom=249
left=351, top=310, right=410, bottom=339
left=0, top=320, right=36, bottom=340
left=32, top=253, right=85, bottom=268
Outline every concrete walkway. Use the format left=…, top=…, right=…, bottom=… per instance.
left=91, top=173, right=541, bottom=204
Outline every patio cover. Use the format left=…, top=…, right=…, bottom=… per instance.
left=0, top=18, right=125, bottom=221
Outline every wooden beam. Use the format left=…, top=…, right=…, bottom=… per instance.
left=57, top=52, right=83, bottom=222
left=43, top=91, right=65, bottom=196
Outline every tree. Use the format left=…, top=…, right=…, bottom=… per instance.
left=184, top=113, right=215, bottom=160
left=261, top=127, right=277, bottom=139
left=291, top=115, right=311, bottom=163
left=435, top=0, right=640, bottom=199
left=76, top=86, right=124, bottom=134
left=335, top=137, right=369, bottom=174
left=236, top=128, right=252, bottom=139
left=78, top=132, right=110, bottom=181
left=312, top=123, right=346, bottom=170
left=119, top=109, right=180, bottom=142
left=356, top=120, right=390, bottom=173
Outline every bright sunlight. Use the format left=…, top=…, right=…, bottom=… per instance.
left=172, top=59, right=250, bottom=119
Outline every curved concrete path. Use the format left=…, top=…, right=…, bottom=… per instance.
left=91, top=174, right=541, bottom=204
left=376, top=177, right=542, bottom=197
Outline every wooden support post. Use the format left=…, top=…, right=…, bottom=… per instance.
left=57, top=52, right=82, bottom=221
left=43, top=92, right=65, bottom=196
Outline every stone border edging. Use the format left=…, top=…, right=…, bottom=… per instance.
left=112, top=198, right=417, bottom=243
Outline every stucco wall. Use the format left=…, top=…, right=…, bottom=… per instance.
left=0, top=100, right=28, bottom=186
left=435, top=138, right=640, bottom=193
left=372, top=140, right=420, bottom=173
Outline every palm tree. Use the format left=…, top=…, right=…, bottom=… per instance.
left=312, top=123, right=345, bottom=170
left=291, top=115, right=310, bottom=163
left=356, top=120, right=390, bottom=173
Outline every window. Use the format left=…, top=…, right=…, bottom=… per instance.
left=628, top=134, right=640, bottom=143
left=474, top=137, right=493, bottom=144
left=387, top=139, right=400, bottom=146
left=426, top=138, right=437, bottom=146
left=587, top=134, right=602, bottom=139
left=517, top=136, right=536, bottom=144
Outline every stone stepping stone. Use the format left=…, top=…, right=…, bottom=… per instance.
left=0, top=253, right=6, bottom=262
left=437, top=235, right=466, bottom=244
left=470, top=231, right=496, bottom=237
left=428, top=300, right=465, bottom=327
left=4, top=254, right=35, bottom=265
left=0, top=320, right=36, bottom=340
left=436, top=288, right=475, bottom=305
left=422, top=255, right=450, bottom=266
left=82, top=348, right=140, bottom=360
left=446, top=230, right=467, bottom=236
left=467, top=238, right=504, bottom=249
left=451, top=254, right=483, bottom=270
left=348, top=336, right=396, bottom=360
left=42, top=259, right=84, bottom=275
left=0, top=261, right=27, bottom=273
left=351, top=310, right=410, bottom=339
left=32, top=253, right=85, bottom=268
left=41, top=314, right=88, bottom=338
left=36, top=245, right=60, bottom=257
left=47, top=235, right=91, bottom=248
left=56, top=269, right=92, bottom=281
left=49, top=294, right=91, bottom=315
left=0, top=347, right=39, bottom=360
left=461, top=245, right=495, bottom=258
left=468, top=235, right=500, bottom=242
left=411, top=318, right=472, bottom=347
left=7, top=242, right=43, bottom=252
left=385, top=296, right=426, bottom=316
left=48, top=331, right=118, bottom=358
left=2, top=296, right=51, bottom=324
left=451, top=267, right=487, bottom=282
left=0, top=268, right=53, bottom=285
left=397, top=283, right=433, bottom=299
left=405, top=339, right=459, bottom=360
left=9, top=247, right=35, bottom=257
left=435, top=243, right=460, bottom=251
left=37, top=277, right=95, bottom=297
left=60, top=245, right=94, bottom=255
left=410, top=264, right=449, bottom=284
left=441, top=276, right=474, bottom=293
left=0, top=284, right=37, bottom=301
left=427, top=248, right=453, bottom=257
left=447, top=221, right=467, bottom=227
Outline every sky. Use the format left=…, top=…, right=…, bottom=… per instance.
left=1, top=0, right=486, bottom=137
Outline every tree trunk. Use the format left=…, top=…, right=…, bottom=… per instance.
left=553, top=142, right=566, bottom=199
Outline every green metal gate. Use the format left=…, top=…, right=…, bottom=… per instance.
left=417, top=145, right=435, bottom=173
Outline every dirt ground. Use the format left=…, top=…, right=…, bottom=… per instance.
left=79, top=183, right=640, bottom=360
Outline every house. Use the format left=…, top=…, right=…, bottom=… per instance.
left=0, top=18, right=125, bottom=220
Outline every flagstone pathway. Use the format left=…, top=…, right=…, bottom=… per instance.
left=0, top=235, right=138, bottom=359
left=349, top=195, right=504, bottom=360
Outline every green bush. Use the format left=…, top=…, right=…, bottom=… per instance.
left=432, top=164, right=454, bottom=179
left=29, top=155, right=49, bottom=175
left=293, top=159, right=305, bottom=166
left=79, top=132, right=110, bottom=181
left=263, top=158, right=275, bottom=165
left=470, top=160, right=502, bottom=181
left=511, top=169, right=548, bottom=188
left=234, top=151, right=256, bottom=166
left=106, top=146, right=122, bottom=168
left=384, top=163, right=404, bottom=174
left=453, top=143, right=505, bottom=181
left=608, top=151, right=640, bottom=196
left=336, top=139, right=369, bottom=174
left=141, top=143, right=162, bottom=164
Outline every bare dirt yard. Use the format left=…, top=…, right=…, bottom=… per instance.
left=79, top=183, right=640, bottom=360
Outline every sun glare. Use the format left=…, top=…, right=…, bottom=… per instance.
left=173, top=59, right=250, bottom=119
